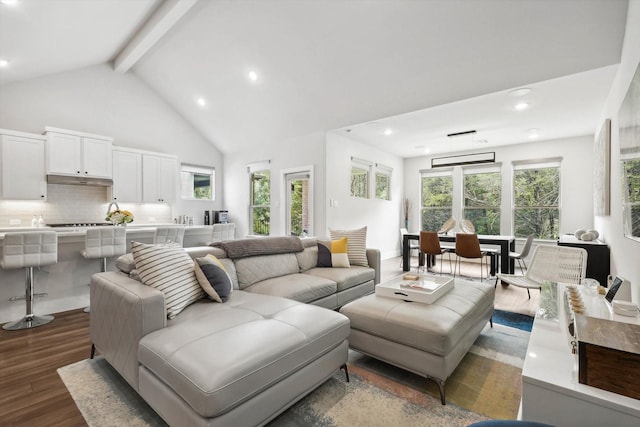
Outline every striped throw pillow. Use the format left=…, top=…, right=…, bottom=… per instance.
left=131, top=241, right=205, bottom=319
left=329, top=226, right=368, bottom=267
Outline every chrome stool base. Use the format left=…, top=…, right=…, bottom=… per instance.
left=9, top=292, right=47, bottom=301
left=3, top=314, right=54, bottom=331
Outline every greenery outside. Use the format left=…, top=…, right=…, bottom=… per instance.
left=464, top=171, right=501, bottom=235
left=421, top=174, right=453, bottom=231
left=375, top=172, right=391, bottom=200
left=623, top=158, right=640, bottom=237
left=351, top=165, right=369, bottom=198
left=513, top=167, right=560, bottom=239
left=289, top=179, right=307, bottom=236
left=251, top=170, right=270, bottom=235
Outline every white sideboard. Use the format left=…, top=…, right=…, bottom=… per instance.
left=521, top=283, right=640, bottom=426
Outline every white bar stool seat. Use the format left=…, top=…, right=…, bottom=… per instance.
left=81, top=227, right=127, bottom=273
left=154, top=226, right=185, bottom=246
left=2, top=231, right=58, bottom=331
left=81, top=227, right=126, bottom=313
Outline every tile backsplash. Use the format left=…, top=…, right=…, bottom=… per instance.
left=0, top=184, right=172, bottom=227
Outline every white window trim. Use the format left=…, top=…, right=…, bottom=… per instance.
left=280, top=165, right=314, bottom=236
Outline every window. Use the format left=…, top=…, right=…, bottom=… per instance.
left=622, top=156, right=640, bottom=239
left=249, top=162, right=271, bottom=236
left=375, top=163, right=392, bottom=201
left=420, top=170, right=453, bottom=231
left=513, top=160, right=560, bottom=239
left=180, top=164, right=214, bottom=200
left=463, top=166, right=501, bottom=235
left=351, top=158, right=371, bottom=198
left=285, top=170, right=312, bottom=237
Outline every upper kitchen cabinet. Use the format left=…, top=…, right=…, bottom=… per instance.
left=45, top=127, right=113, bottom=178
left=143, top=153, right=177, bottom=203
left=112, top=147, right=142, bottom=202
left=0, top=129, right=47, bottom=200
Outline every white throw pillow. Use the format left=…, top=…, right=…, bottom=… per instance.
left=131, top=241, right=204, bottom=319
left=329, top=226, right=368, bottom=267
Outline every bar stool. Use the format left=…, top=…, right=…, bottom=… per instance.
left=2, top=231, right=58, bottom=331
left=81, top=227, right=126, bottom=312
left=154, top=226, right=185, bottom=246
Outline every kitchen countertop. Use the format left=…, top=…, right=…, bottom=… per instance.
left=0, top=224, right=214, bottom=240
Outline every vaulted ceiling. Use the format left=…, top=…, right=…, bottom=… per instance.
left=0, top=0, right=630, bottom=157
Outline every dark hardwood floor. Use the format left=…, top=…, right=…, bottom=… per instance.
left=0, top=309, right=90, bottom=426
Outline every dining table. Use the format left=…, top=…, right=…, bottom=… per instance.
left=402, top=232, right=516, bottom=275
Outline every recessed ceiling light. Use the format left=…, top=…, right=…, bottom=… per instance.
left=514, top=102, right=529, bottom=111
left=476, top=139, right=488, bottom=144
left=528, top=128, right=540, bottom=139
left=0, top=0, right=19, bottom=6
left=0, top=59, right=8, bottom=68
left=196, top=97, right=207, bottom=107
left=247, top=70, right=259, bottom=82
left=383, top=128, right=393, bottom=136
left=509, top=87, right=532, bottom=97
left=423, top=148, right=431, bottom=154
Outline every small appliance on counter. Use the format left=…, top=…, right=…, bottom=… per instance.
left=212, top=210, right=229, bottom=224
left=204, top=210, right=210, bottom=225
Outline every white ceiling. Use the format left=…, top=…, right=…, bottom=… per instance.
left=0, top=0, right=630, bottom=158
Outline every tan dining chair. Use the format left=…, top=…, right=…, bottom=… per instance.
left=454, top=233, right=496, bottom=282
left=419, top=231, right=453, bottom=275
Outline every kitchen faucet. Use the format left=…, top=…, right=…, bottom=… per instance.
left=106, top=201, right=120, bottom=216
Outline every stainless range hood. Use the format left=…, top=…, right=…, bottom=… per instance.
left=47, top=174, right=113, bottom=187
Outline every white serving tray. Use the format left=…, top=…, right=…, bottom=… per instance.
left=375, top=275, right=454, bottom=304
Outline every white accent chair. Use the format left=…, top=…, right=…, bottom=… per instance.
left=153, top=226, right=185, bottom=246
left=509, top=233, right=535, bottom=273
left=2, top=231, right=58, bottom=330
left=211, top=223, right=235, bottom=242
left=496, top=244, right=588, bottom=299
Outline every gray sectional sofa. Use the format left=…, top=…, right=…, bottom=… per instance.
left=90, top=236, right=380, bottom=426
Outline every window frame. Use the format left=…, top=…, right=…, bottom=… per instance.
left=462, top=164, right=502, bottom=235
left=248, top=160, right=271, bottom=236
left=419, top=168, right=454, bottom=232
left=375, top=163, right=392, bottom=201
left=512, top=158, right=561, bottom=240
left=180, top=164, right=215, bottom=201
left=350, top=157, right=372, bottom=199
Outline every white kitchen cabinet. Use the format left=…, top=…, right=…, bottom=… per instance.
left=112, top=148, right=142, bottom=202
left=45, top=127, right=113, bottom=178
left=0, top=129, right=47, bottom=200
left=142, top=154, right=177, bottom=203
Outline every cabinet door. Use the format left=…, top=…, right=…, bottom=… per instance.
left=143, top=154, right=176, bottom=203
left=159, top=156, right=176, bottom=203
left=47, top=132, right=82, bottom=175
left=1, top=135, right=47, bottom=200
left=142, top=154, right=161, bottom=202
left=112, top=149, right=142, bottom=202
left=82, top=137, right=112, bottom=178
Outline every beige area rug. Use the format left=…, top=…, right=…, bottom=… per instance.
left=58, top=323, right=528, bottom=426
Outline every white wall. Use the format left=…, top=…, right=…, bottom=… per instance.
left=403, top=135, right=595, bottom=240
left=595, top=0, right=640, bottom=287
left=325, top=133, right=404, bottom=259
left=0, top=64, right=224, bottom=224
left=223, top=131, right=327, bottom=238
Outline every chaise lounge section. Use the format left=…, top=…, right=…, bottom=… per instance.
left=90, top=236, right=380, bottom=426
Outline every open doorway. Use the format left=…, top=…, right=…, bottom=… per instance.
left=283, top=166, right=313, bottom=237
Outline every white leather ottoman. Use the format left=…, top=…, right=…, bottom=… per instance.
left=339, top=278, right=494, bottom=404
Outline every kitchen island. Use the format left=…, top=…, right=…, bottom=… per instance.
left=0, top=225, right=215, bottom=324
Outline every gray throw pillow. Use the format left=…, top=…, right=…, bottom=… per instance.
left=194, top=256, right=232, bottom=303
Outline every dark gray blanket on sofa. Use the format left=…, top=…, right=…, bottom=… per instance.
left=212, top=236, right=304, bottom=259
